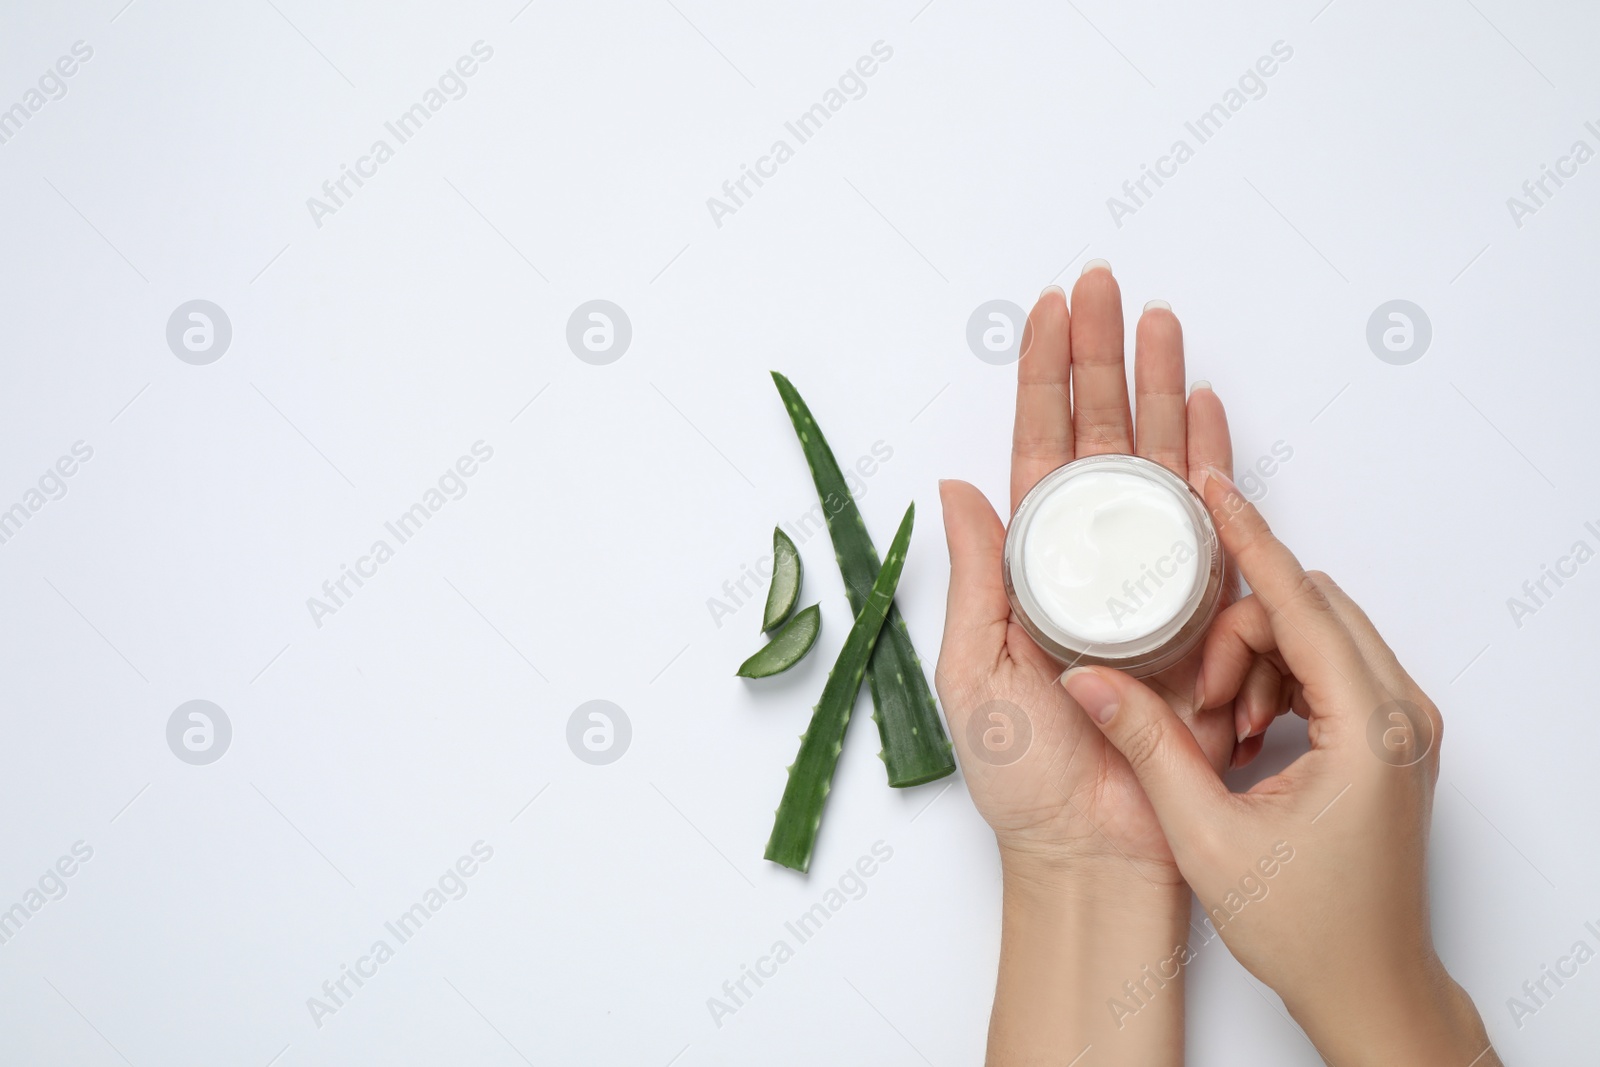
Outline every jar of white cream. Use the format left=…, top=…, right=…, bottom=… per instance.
left=1003, top=454, right=1224, bottom=677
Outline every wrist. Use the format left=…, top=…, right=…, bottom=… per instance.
left=998, top=834, right=1186, bottom=894
left=1287, top=959, right=1497, bottom=1067
left=989, top=847, right=1192, bottom=1066
left=1000, top=845, right=1188, bottom=919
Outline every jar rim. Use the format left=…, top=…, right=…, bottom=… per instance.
left=1002, top=454, right=1224, bottom=678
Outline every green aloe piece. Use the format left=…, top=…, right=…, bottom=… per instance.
left=762, top=527, right=803, bottom=632
left=770, top=372, right=955, bottom=788
left=737, top=604, right=821, bottom=678
left=766, top=504, right=914, bottom=872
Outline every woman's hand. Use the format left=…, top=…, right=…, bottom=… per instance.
left=938, top=264, right=1236, bottom=883
left=937, top=263, right=1238, bottom=1063
left=1060, top=468, right=1501, bottom=1066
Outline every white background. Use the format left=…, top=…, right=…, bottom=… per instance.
left=0, top=0, right=1596, bottom=1063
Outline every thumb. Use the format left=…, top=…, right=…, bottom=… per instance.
left=1061, top=666, right=1229, bottom=842
left=937, top=480, right=1010, bottom=672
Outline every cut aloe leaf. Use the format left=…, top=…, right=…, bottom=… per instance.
left=770, top=372, right=955, bottom=788
left=766, top=504, right=914, bottom=872
left=737, top=604, right=821, bottom=678
left=762, top=527, right=803, bottom=632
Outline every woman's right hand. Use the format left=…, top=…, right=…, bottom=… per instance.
left=1058, top=467, right=1501, bottom=1067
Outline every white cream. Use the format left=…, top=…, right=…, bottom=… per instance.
left=1020, top=469, right=1200, bottom=643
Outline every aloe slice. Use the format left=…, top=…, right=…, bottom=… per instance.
left=770, top=372, right=955, bottom=788
left=766, top=504, right=914, bottom=872
left=737, top=604, right=821, bottom=678
left=762, top=527, right=803, bottom=632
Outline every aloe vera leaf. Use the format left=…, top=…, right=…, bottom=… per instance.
left=762, top=527, right=803, bottom=632
left=765, top=504, right=914, bottom=872
left=737, top=604, right=821, bottom=678
left=770, top=372, right=955, bottom=788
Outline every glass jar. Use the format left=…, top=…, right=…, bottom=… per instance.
left=1003, top=454, right=1224, bottom=678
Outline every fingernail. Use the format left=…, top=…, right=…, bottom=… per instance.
left=1061, top=667, right=1119, bottom=724
left=1040, top=284, right=1066, bottom=300
left=1143, top=299, right=1171, bottom=312
left=1235, top=706, right=1251, bottom=744
left=1204, top=464, right=1239, bottom=495
left=1081, top=258, right=1111, bottom=276
left=1229, top=744, right=1247, bottom=771
left=1188, top=379, right=1212, bottom=397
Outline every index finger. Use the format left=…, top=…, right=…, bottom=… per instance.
left=1198, top=467, right=1363, bottom=694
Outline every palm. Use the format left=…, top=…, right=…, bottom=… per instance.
left=937, top=270, right=1236, bottom=882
